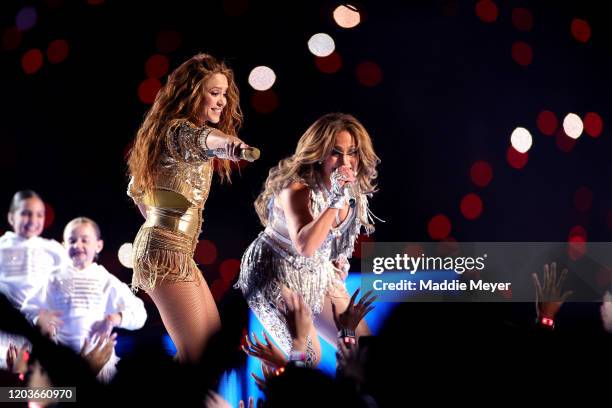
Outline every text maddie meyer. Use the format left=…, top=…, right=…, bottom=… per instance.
left=372, top=279, right=511, bottom=293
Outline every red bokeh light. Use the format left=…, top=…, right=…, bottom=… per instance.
left=568, top=235, right=586, bottom=261
left=220, top=259, right=241, bottom=283
left=156, top=30, right=182, bottom=53
left=251, top=90, right=278, bottom=114
left=223, top=0, right=249, bottom=17
left=511, top=41, right=533, bottom=66
left=512, top=8, right=533, bottom=31
left=506, top=146, right=528, bottom=169
left=470, top=160, right=493, bottom=187
left=568, top=225, right=587, bottom=241
left=210, top=278, right=230, bottom=302
left=138, top=78, right=161, bottom=104
left=2, top=27, right=22, bottom=51
left=22, top=49, right=43, bottom=74
left=436, top=237, right=460, bottom=257
left=571, top=18, right=591, bottom=43
left=194, top=240, right=218, bottom=265
left=315, top=52, right=342, bottom=74
left=536, top=110, right=557, bottom=136
left=356, top=61, right=382, bottom=87
left=43, top=202, right=55, bottom=229
left=460, top=193, right=483, bottom=220
left=475, top=0, right=498, bottom=23
left=428, top=214, right=451, bottom=240
left=47, top=39, right=69, bottom=64
left=583, top=112, right=603, bottom=138
left=145, top=54, right=169, bottom=79
left=573, top=186, right=593, bottom=212
left=555, top=128, right=576, bottom=153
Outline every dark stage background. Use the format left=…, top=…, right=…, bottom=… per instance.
left=2, top=0, right=611, bottom=332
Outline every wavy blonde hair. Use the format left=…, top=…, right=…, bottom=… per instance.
left=127, top=53, right=243, bottom=194
left=255, top=113, right=380, bottom=226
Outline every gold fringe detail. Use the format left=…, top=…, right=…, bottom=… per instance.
left=131, top=225, right=198, bottom=292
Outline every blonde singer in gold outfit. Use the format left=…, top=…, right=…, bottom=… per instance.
left=126, top=53, right=249, bottom=362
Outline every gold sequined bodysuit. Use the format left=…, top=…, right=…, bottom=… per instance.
left=127, top=121, right=213, bottom=291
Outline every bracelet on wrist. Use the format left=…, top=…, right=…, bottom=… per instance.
left=535, top=316, right=555, bottom=329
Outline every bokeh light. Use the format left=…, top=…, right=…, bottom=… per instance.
left=574, top=186, right=593, bottom=212
left=506, top=146, right=528, bottom=169
left=583, top=112, right=603, bottom=138
left=568, top=225, right=587, bottom=241
left=353, top=233, right=374, bottom=259
left=470, top=160, right=493, bottom=187
left=16, top=7, right=37, bottom=32
left=118, top=243, right=134, bottom=268
left=356, top=61, right=382, bottom=87
left=510, top=127, right=532, bottom=153
left=512, top=8, right=533, bottom=31
left=315, top=52, right=342, bottom=74
left=248, top=66, right=276, bottom=91
left=428, top=214, right=452, bottom=240
left=555, top=128, right=576, bottom=152
left=194, top=239, right=218, bottom=265
left=536, top=110, right=557, bottom=136
left=156, top=30, right=182, bottom=53
left=47, top=39, right=69, bottom=64
left=511, top=41, right=533, bottom=66
left=43, top=202, right=55, bottom=230
left=333, top=4, right=361, bottom=29
left=2, top=27, right=22, bottom=51
left=22, top=49, right=44, bottom=74
left=138, top=78, right=161, bottom=104
left=563, top=113, right=583, bottom=139
left=145, top=54, right=170, bottom=79
left=307, top=33, right=335, bottom=57
left=460, top=193, right=483, bottom=220
left=251, top=90, right=278, bottom=114
left=220, top=259, right=241, bottom=283
left=475, top=0, right=498, bottom=23
left=571, top=18, right=591, bottom=43
left=223, top=0, right=249, bottom=17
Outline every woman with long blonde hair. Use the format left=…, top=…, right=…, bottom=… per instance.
left=236, top=113, right=380, bottom=366
left=127, top=53, right=250, bottom=362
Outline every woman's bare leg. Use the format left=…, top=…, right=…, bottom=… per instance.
left=147, top=273, right=220, bottom=363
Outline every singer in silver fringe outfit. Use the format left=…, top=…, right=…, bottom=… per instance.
left=236, top=113, right=380, bottom=366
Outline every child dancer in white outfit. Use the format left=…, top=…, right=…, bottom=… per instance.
left=0, top=190, right=68, bottom=369
left=23, top=217, right=147, bottom=382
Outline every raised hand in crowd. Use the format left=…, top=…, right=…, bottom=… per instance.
left=251, top=362, right=278, bottom=391
left=331, top=289, right=377, bottom=331
left=6, top=343, right=29, bottom=375
left=80, top=332, right=117, bottom=375
left=242, top=331, right=287, bottom=369
left=532, top=262, right=573, bottom=322
left=36, top=309, right=63, bottom=339
left=89, top=313, right=122, bottom=339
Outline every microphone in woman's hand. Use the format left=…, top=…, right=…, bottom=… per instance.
left=206, top=147, right=261, bottom=162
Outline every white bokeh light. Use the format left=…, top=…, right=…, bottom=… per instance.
left=248, top=66, right=276, bottom=91
left=333, top=4, right=361, bottom=28
left=118, top=243, right=133, bottom=269
left=563, top=113, right=584, bottom=139
left=510, top=127, right=533, bottom=153
left=307, top=33, right=335, bottom=57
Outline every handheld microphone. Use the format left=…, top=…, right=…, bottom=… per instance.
left=206, top=146, right=261, bottom=162
left=343, top=183, right=357, bottom=208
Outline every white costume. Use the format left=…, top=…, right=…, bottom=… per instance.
left=0, top=231, right=68, bottom=369
left=22, top=262, right=147, bottom=382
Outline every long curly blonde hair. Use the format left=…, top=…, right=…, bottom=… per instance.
left=255, top=113, right=380, bottom=226
left=127, top=53, right=243, bottom=194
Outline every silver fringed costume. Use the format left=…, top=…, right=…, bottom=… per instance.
left=235, top=177, right=374, bottom=363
